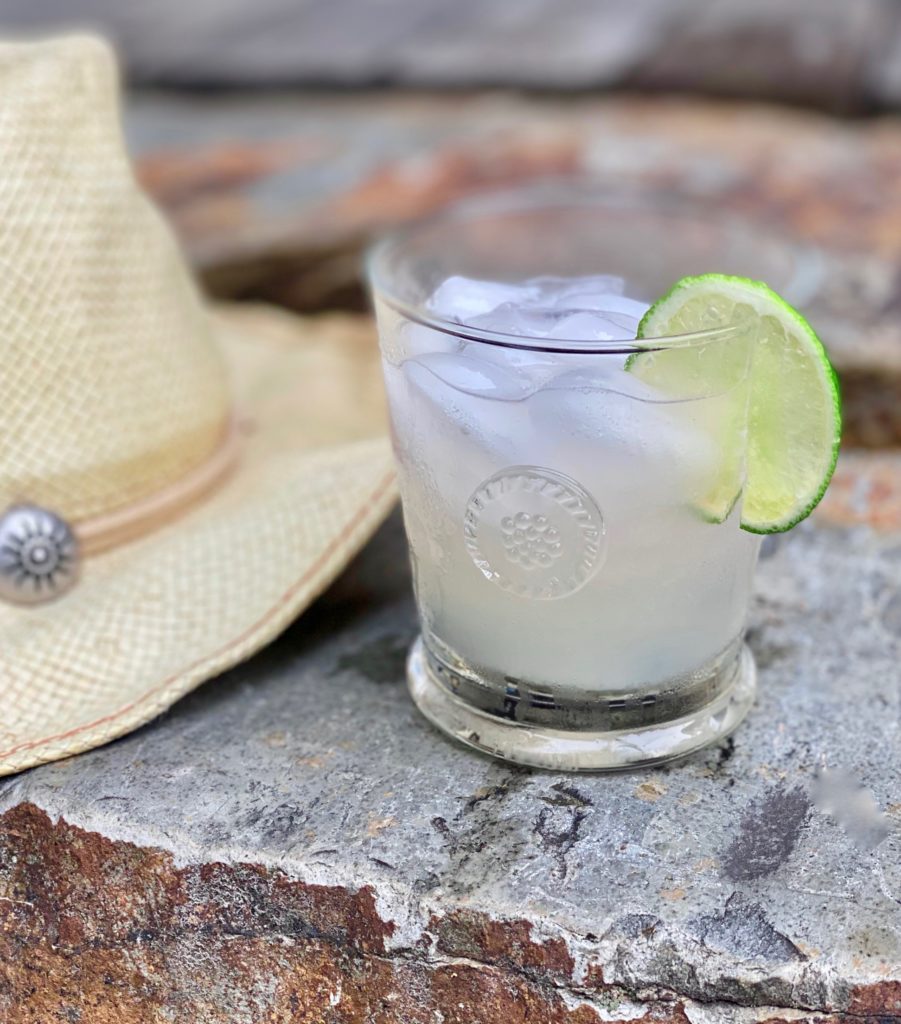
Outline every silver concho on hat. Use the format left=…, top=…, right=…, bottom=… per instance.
left=0, top=504, right=80, bottom=605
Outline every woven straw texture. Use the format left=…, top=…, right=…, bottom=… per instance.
left=0, top=35, right=230, bottom=522
left=0, top=36, right=397, bottom=775
left=0, top=307, right=396, bottom=776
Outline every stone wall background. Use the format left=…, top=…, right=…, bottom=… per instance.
left=4, top=0, right=901, bottom=112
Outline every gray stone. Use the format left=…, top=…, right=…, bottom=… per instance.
left=5, top=0, right=897, bottom=112
left=1, top=510, right=900, bottom=1019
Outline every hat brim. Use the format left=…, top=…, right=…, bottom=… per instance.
left=0, top=304, right=397, bottom=775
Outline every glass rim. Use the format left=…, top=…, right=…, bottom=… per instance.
left=365, top=187, right=762, bottom=354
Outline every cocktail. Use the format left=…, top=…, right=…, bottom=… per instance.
left=368, top=194, right=840, bottom=770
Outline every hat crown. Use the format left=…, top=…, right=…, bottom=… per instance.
left=0, top=36, right=230, bottom=524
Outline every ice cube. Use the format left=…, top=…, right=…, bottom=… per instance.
left=461, top=344, right=570, bottom=401
left=451, top=302, right=566, bottom=390
left=409, top=351, right=534, bottom=401
left=467, top=302, right=557, bottom=338
left=428, top=276, right=538, bottom=322
left=397, top=355, right=531, bottom=516
left=428, top=274, right=648, bottom=340
left=547, top=311, right=640, bottom=342
left=404, top=321, right=462, bottom=359
left=526, top=364, right=718, bottom=515
left=555, top=293, right=649, bottom=319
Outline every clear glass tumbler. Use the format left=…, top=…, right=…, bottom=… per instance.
left=368, top=191, right=812, bottom=770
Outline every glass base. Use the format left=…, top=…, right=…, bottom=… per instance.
left=407, top=636, right=757, bottom=771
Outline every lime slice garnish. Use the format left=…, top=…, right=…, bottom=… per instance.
left=627, top=274, right=841, bottom=534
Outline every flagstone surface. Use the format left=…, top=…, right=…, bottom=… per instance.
left=1, top=506, right=899, bottom=1022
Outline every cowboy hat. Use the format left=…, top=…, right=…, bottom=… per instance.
left=0, top=35, right=396, bottom=775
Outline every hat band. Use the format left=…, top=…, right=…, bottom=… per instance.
left=0, top=418, right=240, bottom=606
left=77, top=416, right=240, bottom=555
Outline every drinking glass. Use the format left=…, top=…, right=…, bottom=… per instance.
left=368, top=190, right=814, bottom=770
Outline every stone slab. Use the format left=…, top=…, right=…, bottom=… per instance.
left=6, top=0, right=901, bottom=112
left=124, top=92, right=901, bottom=447
left=126, top=92, right=901, bottom=271
left=2, top=510, right=900, bottom=1021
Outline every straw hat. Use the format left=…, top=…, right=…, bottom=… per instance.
left=0, top=35, right=396, bottom=775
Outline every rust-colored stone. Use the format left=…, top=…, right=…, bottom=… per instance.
left=1, top=802, right=183, bottom=950
left=848, top=979, right=901, bottom=1016
left=425, top=963, right=600, bottom=1024
left=0, top=804, right=396, bottom=1023
left=841, top=372, right=901, bottom=450
left=815, top=451, right=901, bottom=531
left=0, top=804, right=698, bottom=1023
left=137, top=138, right=327, bottom=207
left=179, top=859, right=394, bottom=954
left=323, top=133, right=582, bottom=234
left=0, top=939, right=169, bottom=1024
left=431, top=907, right=575, bottom=982
left=0, top=803, right=392, bottom=956
left=582, top=962, right=609, bottom=991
